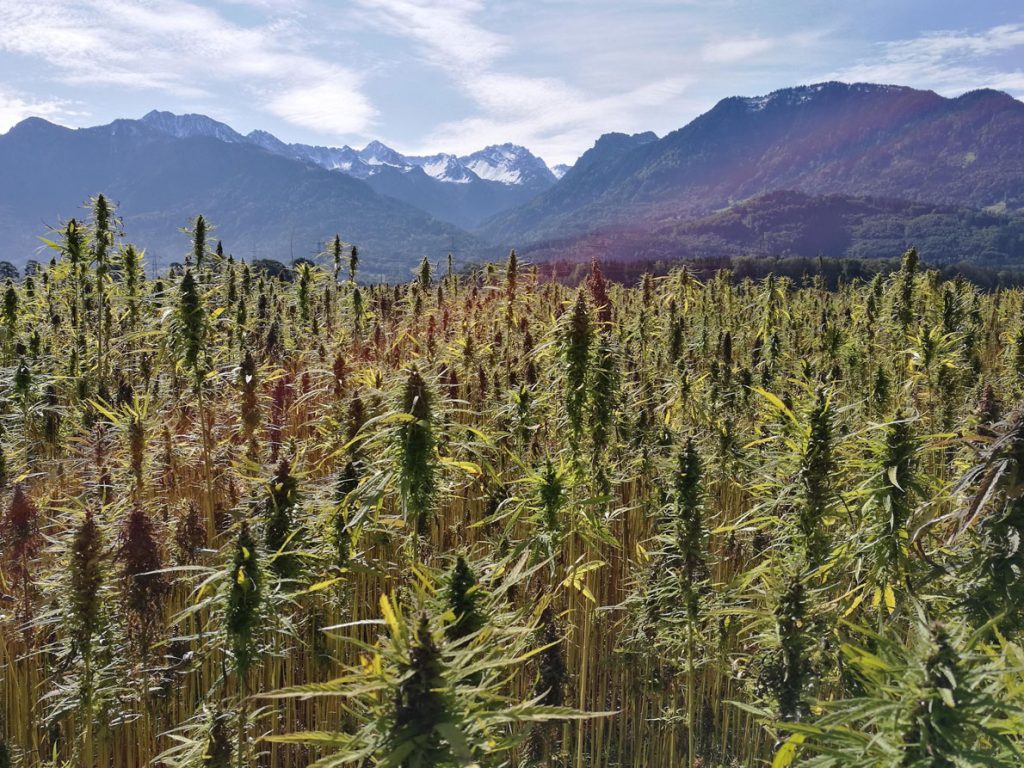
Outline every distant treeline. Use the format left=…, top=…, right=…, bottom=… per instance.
left=0, top=256, right=311, bottom=284
left=537, top=253, right=1024, bottom=290
left=8, top=249, right=1022, bottom=293
left=516, top=191, right=1024, bottom=274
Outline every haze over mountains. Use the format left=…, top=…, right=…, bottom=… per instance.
left=137, top=110, right=557, bottom=187
left=1, top=81, right=1023, bottom=277
left=138, top=111, right=559, bottom=229
left=486, top=82, right=1024, bottom=246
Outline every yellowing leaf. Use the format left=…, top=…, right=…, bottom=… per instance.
left=379, top=594, right=400, bottom=636
left=440, top=458, right=482, bottom=475
left=884, top=584, right=897, bottom=615
left=561, top=560, right=607, bottom=603
left=772, top=733, right=805, bottom=768
left=842, top=588, right=866, bottom=618
left=752, top=387, right=799, bottom=426
left=303, top=577, right=345, bottom=594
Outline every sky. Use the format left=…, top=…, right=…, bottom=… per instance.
left=0, top=1, right=1022, bottom=166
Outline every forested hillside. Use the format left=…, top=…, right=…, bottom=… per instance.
left=485, top=83, right=1024, bottom=248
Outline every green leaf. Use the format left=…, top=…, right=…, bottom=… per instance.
left=436, top=722, right=473, bottom=762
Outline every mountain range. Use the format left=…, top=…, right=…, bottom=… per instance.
left=0, top=117, right=495, bottom=279
left=1, top=80, right=1023, bottom=277
left=483, top=82, right=1024, bottom=247
left=142, top=111, right=557, bottom=228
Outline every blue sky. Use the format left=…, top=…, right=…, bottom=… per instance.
left=0, top=1, right=1022, bottom=165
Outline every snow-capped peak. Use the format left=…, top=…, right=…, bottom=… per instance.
left=461, top=143, right=555, bottom=186
left=130, top=112, right=558, bottom=187
left=413, top=153, right=476, bottom=184
left=738, top=82, right=914, bottom=112
left=551, top=163, right=572, bottom=180
left=359, top=140, right=410, bottom=168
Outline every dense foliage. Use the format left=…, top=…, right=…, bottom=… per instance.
left=2, top=200, right=1024, bottom=767
left=522, top=191, right=1024, bottom=267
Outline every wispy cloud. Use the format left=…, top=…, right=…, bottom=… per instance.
left=424, top=74, right=692, bottom=166
left=355, top=0, right=507, bottom=71
left=4, top=1, right=1013, bottom=165
left=0, top=0, right=376, bottom=135
left=701, top=37, right=777, bottom=64
left=0, top=87, right=83, bottom=132
left=832, top=23, right=1024, bottom=96
left=353, top=0, right=691, bottom=164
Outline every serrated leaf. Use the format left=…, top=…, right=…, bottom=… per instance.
left=752, top=387, right=799, bottom=426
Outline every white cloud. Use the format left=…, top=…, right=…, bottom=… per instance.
left=702, top=37, right=776, bottom=64
left=0, top=0, right=377, bottom=136
left=354, top=0, right=691, bottom=164
left=908, top=24, right=1024, bottom=57
left=8, top=0, right=1000, bottom=167
left=422, top=76, right=693, bottom=167
left=0, top=88, right=84, bottom=133
left=266, top=80, right=376, bottom=135
left=832, top=24, right=1024, bottom=97
left=353, top=0, right=507, bottom=71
